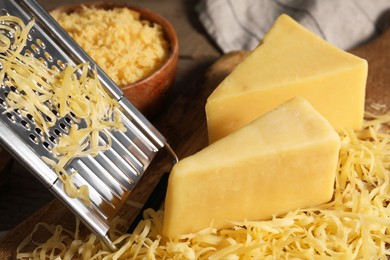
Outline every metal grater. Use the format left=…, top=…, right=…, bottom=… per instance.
left=0, top=0, right=177, bottom=250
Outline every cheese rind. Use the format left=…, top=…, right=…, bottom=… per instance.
left=206, top=14, right=367, bottom=143
left=163, top=97, right=341, bottom=238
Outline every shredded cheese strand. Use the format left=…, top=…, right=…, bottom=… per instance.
left=0, top=16, right=125, bottom=205
left=16, top=113, right=390, bottom=259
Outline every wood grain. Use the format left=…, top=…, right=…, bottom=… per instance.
left=1, top=30, right=390, bottom=258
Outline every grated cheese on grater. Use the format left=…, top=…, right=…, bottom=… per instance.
left=16, top=114, right=390, bottom=259
left=50, top=5, right=169, bottom=86
left=0, top=16, right=125, bottom=205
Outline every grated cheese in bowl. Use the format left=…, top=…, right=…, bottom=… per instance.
left=16, top=113, right=390, bottom=259
left=50, top=5, right=170, bottom=87
left=50, top=3, right=178, bottom=117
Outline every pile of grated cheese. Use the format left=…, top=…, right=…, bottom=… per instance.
left=16, top=113, right=390, bottom=259
left=0, top=15, right=125, bottom=205
left=50, top=5, right=169, bottom=86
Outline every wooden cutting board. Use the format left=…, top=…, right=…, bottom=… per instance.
left=1, top=28, right=390, bottom=258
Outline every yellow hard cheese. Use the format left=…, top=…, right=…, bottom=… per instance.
left=206, top=14, right=367, bottom=143
left=163, top=97, right=341, bottom=238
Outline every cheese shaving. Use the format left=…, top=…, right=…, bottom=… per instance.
left=0, top=16, right=125, bottom=205
left=16, top=114, right=390, bottom=259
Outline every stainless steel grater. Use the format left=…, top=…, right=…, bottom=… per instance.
left=0, top=0, right=177, bottom=250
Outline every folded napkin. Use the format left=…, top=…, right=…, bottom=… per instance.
left=196, top=0, right=390, bottom=53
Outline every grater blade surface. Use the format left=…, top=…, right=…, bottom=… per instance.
left=0, top=0, right=177, bottom=249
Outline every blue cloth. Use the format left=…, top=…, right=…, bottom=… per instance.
left=197, top=0, right=390, bottom=52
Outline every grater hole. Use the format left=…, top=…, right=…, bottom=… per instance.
left=45, top=99, right=52, bottom=105
left=27, top=33, right=33, bottom=42
left=24, top=49, right=33, bottom=58
left=24, top=50, right=34, bottom=58
left=57, top=60, right=66, bottom=69
left=35, top=127, right=43, bottom=136
left=29, top=134, right=39, bottom=144
left=21, top=119, right=31, bottom=130
left=59, top=122, right=68, bottom=132
left=69, top=111, right=76, bottom=119
left=0, top=97, right=7, bottom=108
left=51, top=109, right=59, bottom=117
left=38, top=57, right=47, bottom=67
left=10, top=85, right=18, bottom=94
left=45, top=115, right=53, bottom=123
left=51, top=65, right=60, bottom=73
left=65, top=116, right=72, bottom=124
left=31, top=44, right=39, bottom=54
left=27, top=113, right=34, bottom=122
left=9, top=23, right=19, bottom=33
left=36, top=39, right=45, bottom=49
left=43, top=141, right=52, bottom=150
left=13, top=108, right=20, bottom=115
left=6, top=30, right=14, bottom=39
left=44, top=52, right=53, bottom=62
left=49, top=135, right=56, bottom=144
left=6, top=112, right=15, bottom=122
left=54, top=128, right=61, bottom=136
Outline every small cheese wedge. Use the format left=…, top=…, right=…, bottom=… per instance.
left=163, top=97, right=341, bottom=238
left=206, top=14, right=367, bottom=143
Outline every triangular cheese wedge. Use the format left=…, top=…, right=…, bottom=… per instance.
left=163, top=97, right=341, bottom=238
left=206, top=14, right=367, bottom=143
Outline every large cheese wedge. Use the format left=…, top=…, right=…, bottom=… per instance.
left=206, top=14, right=367, bottom=143
left=163, top=97, right=341, bottom=238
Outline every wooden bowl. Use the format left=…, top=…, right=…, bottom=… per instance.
left=51, top=2, right=179, bottom=118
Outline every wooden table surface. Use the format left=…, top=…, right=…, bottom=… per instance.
left=0, top=0, right=221, bottom=238
left=3, top=1, right=390, bottom=257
